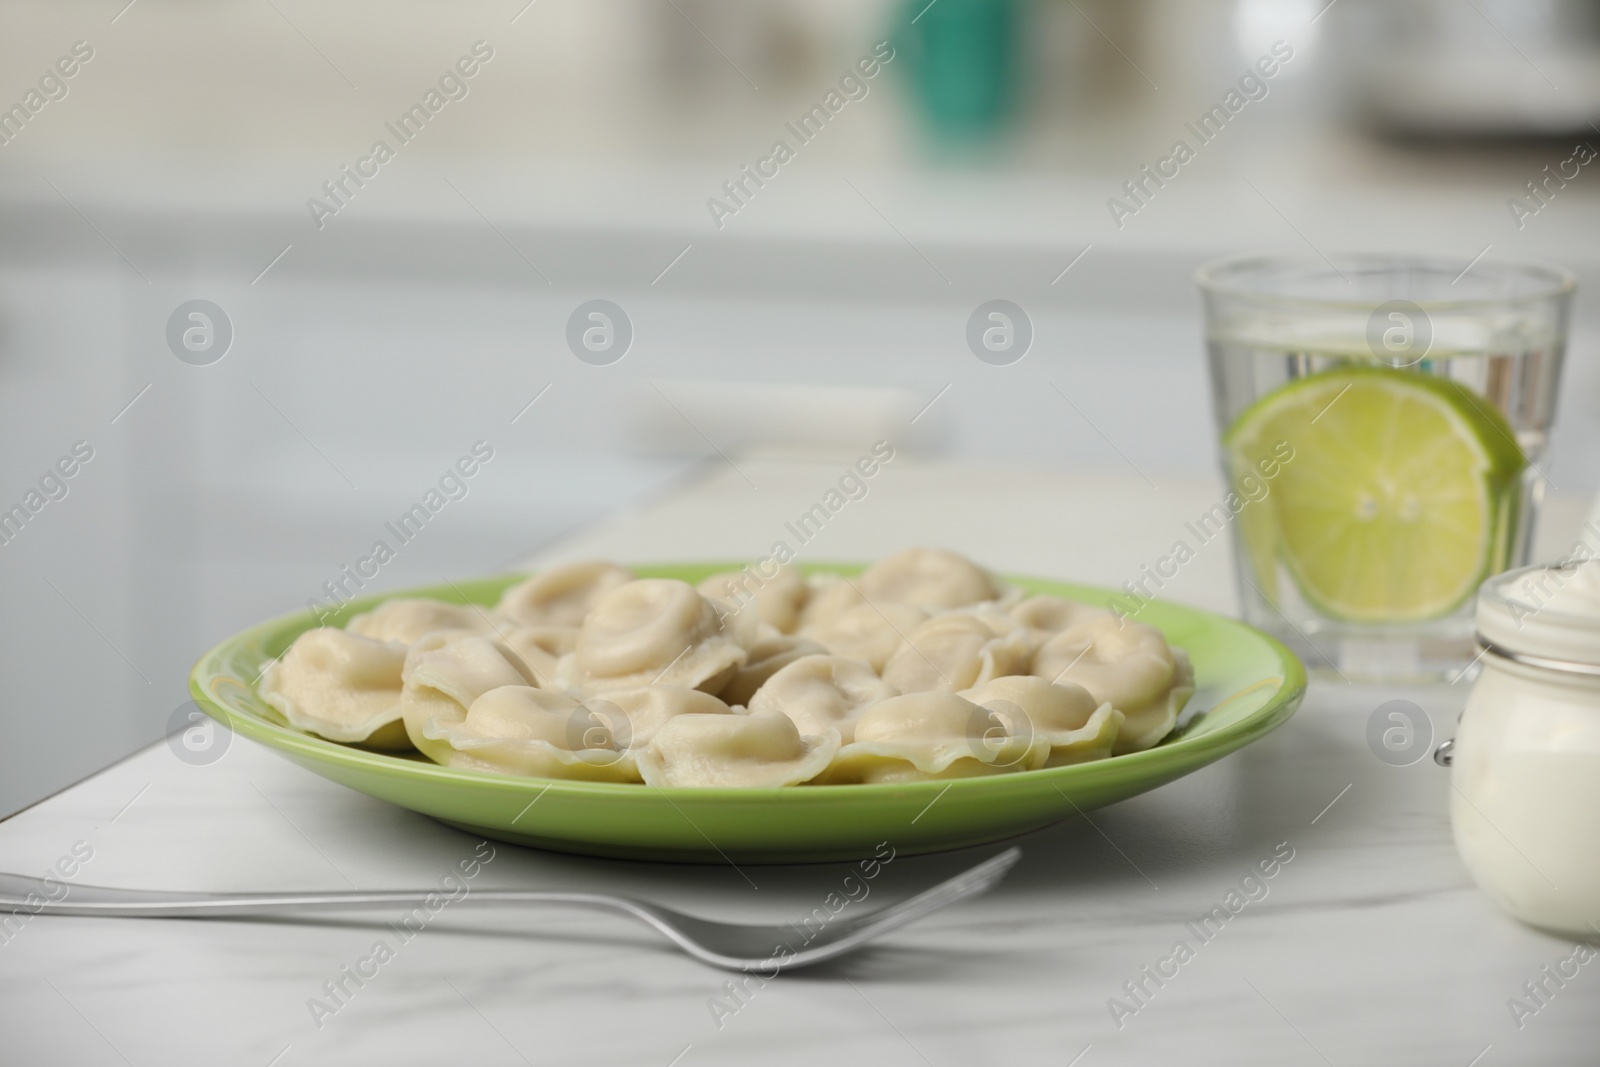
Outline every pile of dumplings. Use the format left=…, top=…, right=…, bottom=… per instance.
left=259, top=548, right=1194, bottom=788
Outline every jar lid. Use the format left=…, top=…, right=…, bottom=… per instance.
left=1478, top=561, right=1600, bottom=669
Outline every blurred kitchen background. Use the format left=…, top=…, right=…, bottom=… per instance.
left=3, top=0, right=1599, bottom=816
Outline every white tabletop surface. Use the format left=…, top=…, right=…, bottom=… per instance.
left=2, top=459, right=1597, bottom=1066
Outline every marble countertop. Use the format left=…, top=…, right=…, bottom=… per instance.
left=2, top=460, right=1596, bottom=1066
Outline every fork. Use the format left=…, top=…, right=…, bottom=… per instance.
left=0, top=846, right=1020, bottom=972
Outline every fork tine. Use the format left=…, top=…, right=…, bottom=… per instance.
left=775, top=847, right=1022, bottom=970
left=841, top=846, right=1022, bottom=929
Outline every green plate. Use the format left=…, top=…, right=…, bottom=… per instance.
left=190, top=564, right=1305, bottom=864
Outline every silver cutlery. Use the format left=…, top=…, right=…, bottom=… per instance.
left=0, top=846, right=1021, bottom=971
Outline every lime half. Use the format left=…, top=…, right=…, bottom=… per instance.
left=1224, top=367, right=1525, bottom=623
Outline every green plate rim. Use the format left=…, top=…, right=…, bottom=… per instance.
left=189, top=563, right=1307, bottom=805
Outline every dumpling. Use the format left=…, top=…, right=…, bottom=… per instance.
left=718, top=631, right=829, bottom=707
left=498, top=625, right=578, bottom=688
left=795, top=574, right=866, bottom=630
left=559, top=579, right=749, bottom=696
left=636, top=711, right=839, bottom=788
left=1031, top=616, right=1193, bottom=753
left=400, top=631, right=539, bottom=764
left=420, top=685, right=641, bottom=782
left=801, top=600, right=928, bottom=673
left=858, top=548, right=999, bottom=610
left=1009, top=594, right=1109, bottom=642
left=697, top=567, right=808, bottom=634
left=880, top=612, right=1033, bottom=694
left=1167, top=647, right=1196, bottom=740
left=960, top=675, right=1123, bottom=767
left=596, top=685, right=736, bottom=748
left=259, top=628, right=411, bottom=748
left=345, top=598, right=499, bottom=645
left=748, top=654, right=898, bottom=743
left=496, top=560, right=633, bottom=627
left=820, top=692, right=1045, bottom=784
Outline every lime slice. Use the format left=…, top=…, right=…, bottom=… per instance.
left=1223, top=367, right=1525, bottom=623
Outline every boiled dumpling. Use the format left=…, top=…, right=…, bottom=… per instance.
left=1009, top=594, right=1108, bottom=642
left=421, top=685, right=641, bottom=782
left=496, top=560, right=633, bottom=627
left=345, top=598, right=499, bottom=645
left=718, top=631, right=829, bottom=707
left=801, top=600, right=928, bottom=673
left=498, top=625, right=577, bottom=688
left=1031, top=616, right=1193, bottom=753
left=259, top=628, right=411, bottom=748
left=597, top=685, right=736, bottom=748
left=960, top=601, right=1037, bottom=644
left=636, top=710, right=839, bottom=788
left=858, top=548, right=999, bottom=610
left=1166, top=647, right=1196, bottom=743
left=795, top=574, right=867, bottom=630
left=960, top=675, right=1123, bottom=767
left=559, top=579, right=748, bottom=696
left=820, top=691, right=1045, bottom=783
left=697, top=567, right=808, bottom=634
left=748, top=654, right=898, bottom=743
left=880, top=611, right=1033, bottom=693
left=400, top=631, right=539, bottom=764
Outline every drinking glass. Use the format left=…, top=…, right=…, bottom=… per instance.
left=1196, top=253, right=1574, bottom=681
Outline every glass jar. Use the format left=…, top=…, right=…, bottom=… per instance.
left=1451, top=560, right=1600, bottom=937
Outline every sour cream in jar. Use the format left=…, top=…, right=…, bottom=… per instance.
left=1452, top=560, right=1600, bottom=937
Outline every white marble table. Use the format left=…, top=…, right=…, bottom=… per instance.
left=3, top=460, right=1596, bottom=1066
